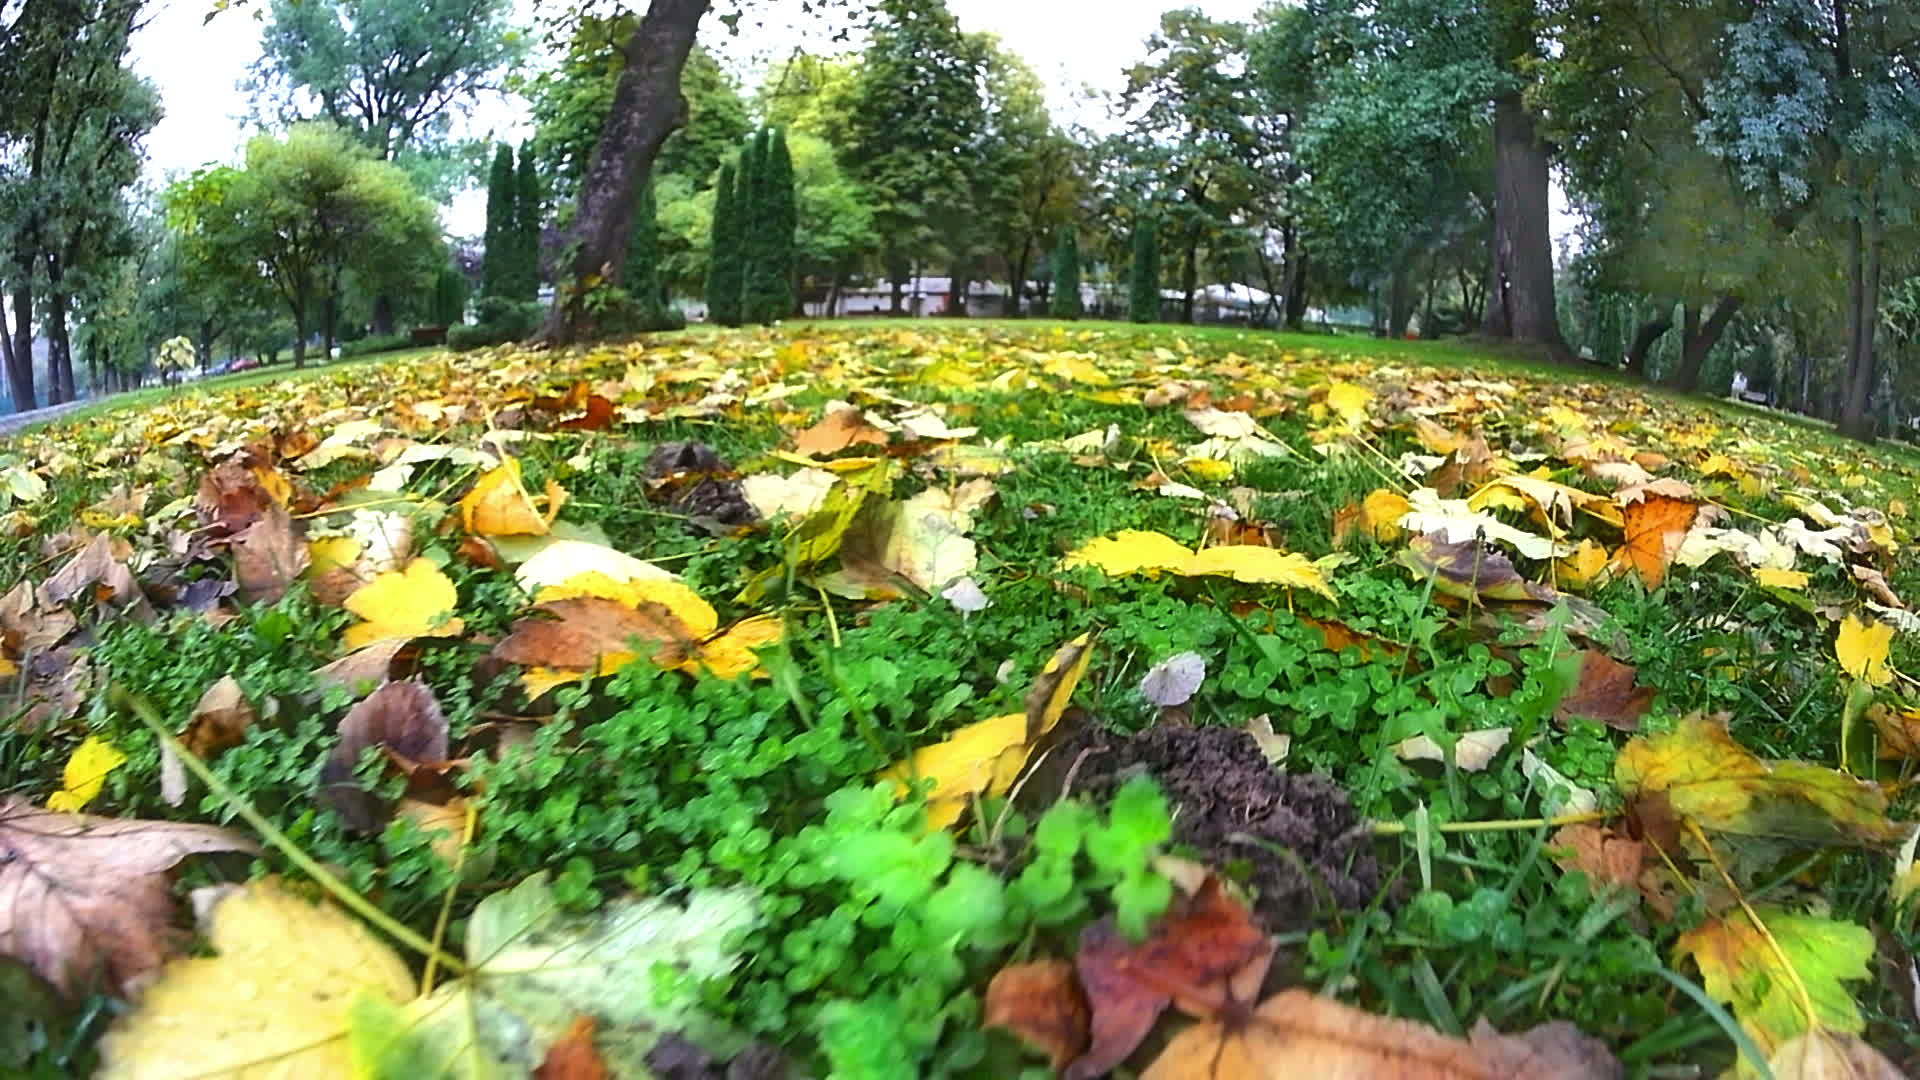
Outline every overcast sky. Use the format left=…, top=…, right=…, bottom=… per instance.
left=128, top=0, right=1270, bottom=236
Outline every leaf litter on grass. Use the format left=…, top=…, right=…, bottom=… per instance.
left=3, top=322, right=1920, bottom=1075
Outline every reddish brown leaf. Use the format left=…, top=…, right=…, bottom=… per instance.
left=318, top=680, right=448, bottom=833
left=494, top=597, right=695, bottom=670
left=0, top=580, right=76, bottom=655
left=233, top=505, right=310, bottom=605
left=1551, top=824, right=1645, bottom=895
left=984, top=960, right=1090, bottom=1070
left=555, top=395, right=616, bottom=432
left=1066, top=878, right=1271, bottom=1079
left=0, top=797, right=258, bottom=999
left=41, top=533, right=145, bottom=612
left=534, top=1016, right=610, bottom=1080
left=195, top=460, right=275, bottom=540
left=1555, top=650, right=1654, bottom=731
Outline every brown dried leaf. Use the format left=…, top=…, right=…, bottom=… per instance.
left=195, top=459, right=276, bottom=540
left=794, top=406, right=889, bottom=456
left=164, top=676, right=259, bottom=806
left=311, top=640, right=413, bottom=700
left=984, top=960, right=1089, bottom=1070
left=534, top=1015, right=612, bottom=1079
left=40, top=533, right=143, bottom=611
left=317, top=680, right=448, bottom=833
left=494, top=597, right=695, bottom=671
left=1555, top=650, right=1654, bottom=731
left=0, top=579, right=76, bottom=655
left=233, top=504, right=310, bottom=605
left=0, top=797, right=258, bottom=998
left=1551, top=824, right=1646, bottom=895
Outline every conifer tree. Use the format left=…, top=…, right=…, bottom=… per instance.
left=748, top=127, right=796, bottom=323
left=513, top=143, right=542, bottom=301
left=736, top=129, right=768, bottom=321
left=1048, top=229, right=1081, bottom=319
left=624, top=177, right=671, bottom=328
left=705, top=161, right=743, bottom=327
left=481, top=143, right=514, bottom=297
left=1129, top=217, right=1159, bottom=324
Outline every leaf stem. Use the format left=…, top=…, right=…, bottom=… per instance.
left=1370, top=809, right=1608, bottom=835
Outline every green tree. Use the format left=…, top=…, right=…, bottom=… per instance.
left=251, top=0, right=523, bottom=177
left=758, top=53, right=862, bottom=151
left=623, top=177, right=675, bottom=329
left=482, top=144, right=516, bottom=299
left=166, top=126, right=443, bottom=369
left=430, top=263, right=469, bottom=326
left=746, top=128, right=796, bottom=323
left=1130, top=219, right=1160, bottom=323
left=1049, top=230, right=1082, bottom=319
left=843, top=0, right=987, bottom=314
left=514, top=142, right=544, bottom=302
left=705, top=160, right=744, bottom=327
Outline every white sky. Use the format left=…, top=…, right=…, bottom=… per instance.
left=129, top=0, right=1268, bottom=236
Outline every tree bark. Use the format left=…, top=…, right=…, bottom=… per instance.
left=1667, top=294, right=1742, bottom=392
left=8, top=282, right=34, bottom=411
left=538, top=0, right=710, bottom=346
left=291, top=303, right=309, bottom=370
left=1386, top=261, right=1415, bottom=339
left=1285, top=247, right=1309, bottom=330
left=372, top=293, right=396, bottom=337
left=1481, top=94, right=1567, bottom=359
left=948, top=258, right=969, bottom=317
left=45, top=286, right=73, bottom=404
left=1837, top=212, right=1883, bottom=441
left=1624, top=312, right=1672, bottom=377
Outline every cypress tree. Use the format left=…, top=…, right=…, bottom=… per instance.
left=736, top=129, right=769, bottom=322
left=748, top=127, right=795, bottom=324
left=514, top=144, right=543, bottom=302
left=705, top=161, right=743, bottom=327
left=1129, top=217, right=1160, bottom=324
left=1049, top=229, right=1082, bottom=320
left=430, top=264, right=469, bottom=326
left=624, top=177, right=670, bottom=328
left=481, top=143, right=514, bottom=298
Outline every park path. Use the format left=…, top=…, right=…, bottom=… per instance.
left=0, top=399, right=87, bottom=439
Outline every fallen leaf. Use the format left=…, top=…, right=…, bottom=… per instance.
left=515, top=541, right=679, bottom=593
left=318, top=679, right=449, bottom=833
left=342, top=557, right=464, bottom=651
left=1556, top=538, right=1613, bottom=590
left=0, top=580, right=76, bottom=655
left=535, top=1016, right=611, bottom=1080
left=1400, top=487, right=1568, bottom=560
left=1396, top=728, right=1511, bottom=771
left=1836, top=615, right=1894, bottom=687
left=823, top=485, right=985, bottom=598
left=461, top=458, right=565, bottom=537
left=1675, top=907, right=1874, bottom=1064
left=1617, top=494, right=1700, bottom=587
left=1182, top=546, right=1335, bottom=598
left=194, top=459, right=276, bottom=539
left=1767, top=1029, right=1904, bottom=1080
left=233, top=504, right=310, bottom=605
left=0, top=797, right=259, bottom=998
left=1615, top=714, right=1903, bottom=850
left=1246, top=714, right=1290, bottom=766
left=40, top=532, right=144, bottom=611
left=1141, top=652, right=1207, bottom=707
left=1064, top=530, right=1195, bottom=576
left=741, top=467, right=838, bottom=520
left=1398, top=533, right=1555, bottom=603
left=95, top=878, right=414, bottom=1077
left=1552, top=824, right=1646, bottom=895
left=1755, top=567, right=1810, bottom=590
left=1069, top=877, right=1272, bottom=1079
left=984, top=960, right=1089, bottom=1071
left=45, top=736, right=127, bottom=813
left=311, top=639, right=413, bottom=700
left=1556, top=650, right=1654, bottom=731
left=794, top=404, right=890, bottom=456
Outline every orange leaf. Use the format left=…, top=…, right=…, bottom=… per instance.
left=794, top=406, right=889, bottom=456
left=1555, top=650, right=1654, bottom=731
left=1617, top=494, right=1698, bottom=587
left=534, top=1015, right=609, bottom=1080
left=984, top=960, right=1089, bottom=1070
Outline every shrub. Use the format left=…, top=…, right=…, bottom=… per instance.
left=447, top=298, right=543, bottom=350
left=337, top=333, right=413, bottom=358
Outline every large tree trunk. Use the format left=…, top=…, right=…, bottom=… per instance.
left=539, top=0, right=710, bottom=347
left=371, top=294, right=396, bottom=337
left=45, top=287, right=73, bottom=404
left=8, top=282, right=33, bottom=412
left=1837, top=214, right=1883, bottom=441
left=291, top=302, right=309, bottom=370
left=1667, top=294, right=1743, bottom=392
left=1285, top=247, right=1309, bottom=330
left=948, top=259, right=970, bottom=317
left=1482, top=94, right=1567, bottom=359
left=1009, top=241, right=1032, bottom=318
left=1385, top=261, right=1415, bottom=339
left=1624, top=312, right=1672, bottom=377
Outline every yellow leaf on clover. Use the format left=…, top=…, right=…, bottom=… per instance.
left=1181, top=457, right=1234, bottom=483
left=879, top=712, right=1028, bottom=831
left=460, top=458, right=566, bottom=537
left=1324, top=382, right=1373, bottom=426
left=342, top=557, right=464, bottom=651
left=47, top=736, right=128, bottom=812
left=1182, top=545, right=1335, bottom=599
left=1754, top=567, right=1810, bottom=591
left=1063, top=530, right=1194, bottom=576
left=1556, top=538, right=1613, bottom=590
left=1836, top=614, right=1894, bottom=687
left=681, top=613, right=783, bottom=680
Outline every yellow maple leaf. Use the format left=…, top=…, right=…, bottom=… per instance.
left=460, top=458, right=566, bottom=537
left=1324, top=382, right=1373, bottom=426
left=1754, top=567, right=1810, bottom=590
left=342, top=557, right=465, bottom=651
left=46, top=736, right=128, bottom=813
left=1063, top=530, right=1195, bottom=576
left=307, top=536, right=362, bottom=577
left=681, top=613, right=784, bottom=680
left=1556, top=538, right=1613, bottom=590
left=1182, top=545, right=1335, bottom=599
left=1358, top=489, right=1410, bottom=542
left=96, top=878, right=415, bottom=1078
left=1835, top=614, right=1894, bottom=687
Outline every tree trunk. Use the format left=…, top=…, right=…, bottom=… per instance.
left=1837, top=213, right=1883, bottom=441
left=1667, top=294, right=1742, bottom=392
left=323, top=292, right=339, bottom=363
left=1285, top=248, right=1309, bottom=331
left=372, top=294, right=396, bottom=337
left=1009, top=243, right=1031, bottom=318
left=538, top=0, right=711, bottom=346
left=291, top=303, right=309, bottom=370
left=949, top=259, right=969, bottom=317
left=1386, top=261, right=1415, bottom=339
left=8, top=282, right=33, bottom=412
left=1181, top=237, right=1198, bottom=324
left=887, top=252, right=907, bottom=315
left=1624, top=312, right=1672, bottom=377
left=1482, top=94, right=1566, bottom=358
left=45, top=286, right=73, bottom=405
